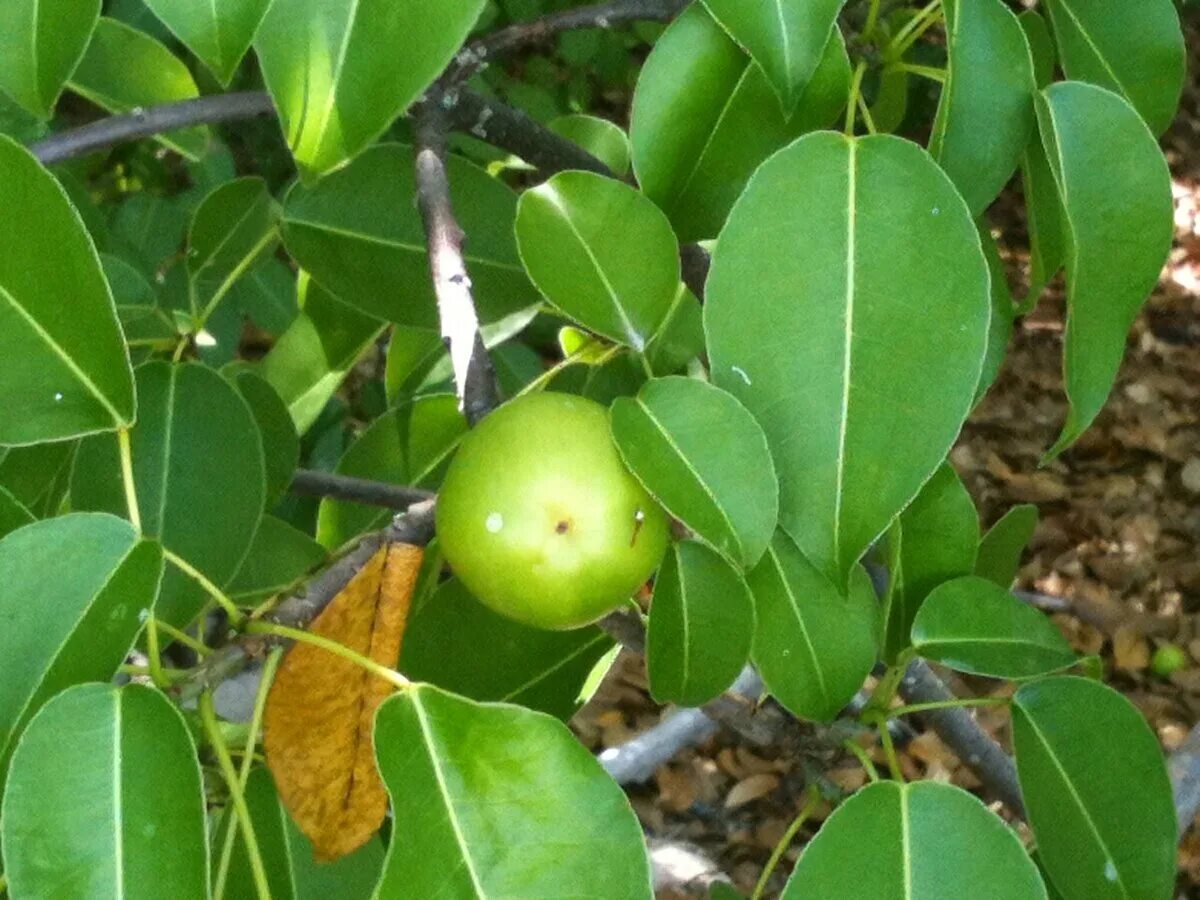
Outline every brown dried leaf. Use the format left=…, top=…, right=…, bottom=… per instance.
left=264, top=542, right=422, bottom=861
left=1113, top=624, right=1152, bottom=671
left=724, top=773, right=779, bottom=809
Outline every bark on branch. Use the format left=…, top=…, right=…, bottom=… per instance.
left=289, top=470, right=434, bottom=509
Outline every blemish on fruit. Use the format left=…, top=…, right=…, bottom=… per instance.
left=630, top=508, right=645, bottom=546
left=486, top=512, right=504, bottom=533
left=555, top=520, right=570, bottom=534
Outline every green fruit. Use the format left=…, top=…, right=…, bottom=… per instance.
left=1151, top=643, right=1188, bottom=678
left=436, top=392, right=670, bottom=630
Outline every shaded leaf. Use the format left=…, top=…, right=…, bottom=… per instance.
left=976, top=223, right=1015, bottom=403
left=548, top=114, right=631, bottom=175
left=142, top=0, right=271, bottom=85
left=705, top=132, right=990, bottom=585
left=976, top=504, right=1038, bottom=587
left=232, top=370, right=300, bottom=507
left=0, top=485, right=34, bottom=540
left=228, top=257, right=299, bottom=335
left=0, top=440, right=75, bottom=516
left=228, top=516, right=326, bottom=604
left=265, top=542, right=421, bottom=861
left=384, top=327, right=447, bottom=402
left=645, top=286, right=705, bottom=375
left=0, top=0, right=100, bottom=118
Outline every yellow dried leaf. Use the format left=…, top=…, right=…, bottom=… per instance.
left=264, top=542, right=422, bottom=861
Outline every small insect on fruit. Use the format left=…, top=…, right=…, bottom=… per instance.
left=436, top=392, right=670, bottom=630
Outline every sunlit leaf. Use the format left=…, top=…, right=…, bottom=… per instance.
left=142, top=0, right=271, bottom=85
left=0, top=0, right=100, bottom=118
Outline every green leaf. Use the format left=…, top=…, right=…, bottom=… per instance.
left=258, top=275, right=386, bottom=434
left=929, top=0, right=1036, bottom=216
left=72, top=362, right=266, bottom=627
left=0, top=485, right=34, bottom=540
left=0, top=0, right=100, bottom=118
left=283, top=144, right=536, bottom=326
left=976, top=504, right=1038, bottom=587
left=912, top=576, right=1075, bottom=679
left=0, top=137, right=135, bottom=445
left=1013, top=676, right=1176, bottom=900
left=385, top=326, right=451, bottom=402
left=188, top=177, right=280, bottom=326
left=782, top=780, right=1047, bottom=899
left=216, top=767, right=384, bottom=900
left=316, top=395, right=466, bottom=548
left=645, top=286, right=705, bottom=376
left=1, top=683, right=209, bottom=898
left=141, top=0, right=271, bottom=85
left=228, top=257, right=299, bottom=335
left=228, top=515, right=326, bottom=603
left=0, top=441, right=75, bottom=516
left=0, top=513, right=162, bottom=789
left=700, top=0, right=847, bottom=114
left=68, top=18, right=209, bottom=160
left=883, top=463, right=979, bottom=661
left=548, top=114, right=632, bottom=176
left=647, top=540, right=754, bottom=707
left=400, top=579, right=614, bottom=720
left=611, top=376, right=778, bottom=567
left=255, top=0, right=488, bottom=179
left=632, top=6, right=849, bottom=242
left=1035, top=83, right=1173, bottom=458
left=373, top=685, right=652, bottom=897
left=746, top=531, right=877, bottom=722
left=516, top=171, right=679, bottom=351
left=1042, top=0, right=1184, bottom=135
left=976, top=223, right=1015, bottom=402
left=705, top=132, right=990, bottom=585
left=109, top=190, right=192, bottom=278
left=232, top=370, right=300, bottom=507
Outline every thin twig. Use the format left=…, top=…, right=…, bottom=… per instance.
left=289, top=469, right=434, bottom=509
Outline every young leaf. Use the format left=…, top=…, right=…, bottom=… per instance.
left=283, top=144, right=536, bottom=326
left=0, top=0, right=100, bottom=118
left=611, top=377, right=778, bottom=567
left=1035, top=83, right=1173, bottom=458
left=912, top=576, right=1075, bottom=679
left=399, top=578, right=614, bottom=721
left=746, top=531, right=877, bottom=722
left=705, top=132, right=990, bottom=586
left=976, top=504, right=1039, bottom=587
left=548, top=114, right=632, bottom=176
left=265, top=542, right=421, bottom=861
left=71, top=362, right=266, bottom=627
left=373, top=685, right=653, bottom=897
left=67, top=18, right=208, bottom=160
left=1, top=684, right=209, bottom=899
left=700, top=0, right=846, bottom=115
left=228, top=516, right=327, bottom=604
left=141, top=0, right=271, bottom=86
left=0, top=485, right=34, bottom=540
left=1042, top=0, right=1184, bottom=135
left=316, top=395, right=467, bottom=549
left=883, top=463, right=979, bottom=661
left=255, top=0, right=488, bottom=179
left=632, top=5, right=849, bottom=242
left=929, top=0, right=1036, bottom=217
left=516, top=171, right=679, bottom=351
left=0, top=136, right=135, bottom=445
left=782, top=781, right=1047, bottom=899
left=647, top=540, right=754, bottom=707
left=1013, top=676, right=1176, bottom=900
left=0, top=514, right=162, bottom=788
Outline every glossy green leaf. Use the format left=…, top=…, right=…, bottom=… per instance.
left=1036, top=83, right=1173, bottom=457
left=188, top=177, right=280, bottom=326
left=72, top=362, right=266, bottom=626
left=1, top=683, right=209, bottom=898
left=0, top=485, right=34, bottom=540
left=883, top=463, right=978, bottom=661
left=700, top=0, right=846, bottom=114
left=68, top=18, right=208, bottom=160
left=632, top=6, right=849, bottom=242
left=283, top=144, right=536, bottom=326
left=977, top=224, right=1015, bottom=402
left=232, top=370, right=300, bottom=507
left=373, top=685, right=652, bottom=898
left=0, top=136, right=135, bottom=445
left=705, top=132, right=990, bottom=585
left=912, top=576, right=1075, bottom=679
left=400, top=579, right=614, bottom=720
left=1013, top=676, right=1176, bottom=900
left=0, top=0, right=100, bottom=118
left=746, top=531, right=877, bottom=722
left=976, top=504, right=1038, bottom=587
left=259, top=275, right=386, bottom=434
left=142, top=0, right=271, bottom=85
left=548, top=114, right=631, bottom=175
left=0, top=441, right=75, bottom=516
left=228, top=515, right=325, bottom=603
left=1042, top=0, right=1184, bottom=135
left=516, top=171, right=678, bottom=351
left=929, top=0, right=1035, bottom=216
left=255, top=0, right=488, bottom=178
left=317, top=395, right=466, bottom=548
left=647, top=540, right=754, bottom=707
left=216, top=767, right=384, bottom=900
left=0, top=514, right=161, bottom=788
left=782, top=780, right=1047, bottom=899
left=611, top=377, right=778, bottom=567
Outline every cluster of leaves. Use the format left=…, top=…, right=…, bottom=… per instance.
left=0, top=0, right=1188, bottom=898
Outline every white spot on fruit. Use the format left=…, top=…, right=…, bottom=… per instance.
left=486, top=512, right=504, bottom=533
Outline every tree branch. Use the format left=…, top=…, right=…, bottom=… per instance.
left=288, top=470, right=434, bottom=509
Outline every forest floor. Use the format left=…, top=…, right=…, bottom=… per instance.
left=574, top=28, right=1200, bottom=900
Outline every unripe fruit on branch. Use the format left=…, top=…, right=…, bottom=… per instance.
left=436, top=392, right=670, bottom=630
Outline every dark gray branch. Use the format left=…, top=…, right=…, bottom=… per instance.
left=289, top=469, right=434, bottom=509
